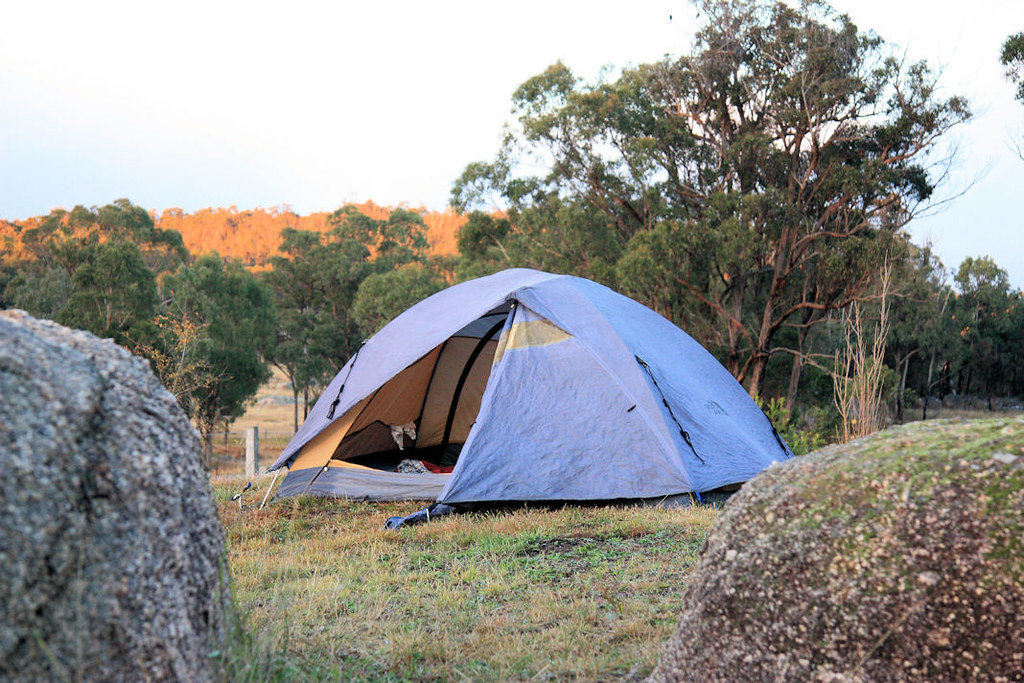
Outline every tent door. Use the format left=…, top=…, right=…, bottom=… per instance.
left=439, top=316, right=507, bottom=453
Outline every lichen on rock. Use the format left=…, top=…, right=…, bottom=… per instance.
left=650, top=416, right=1024, bottom=682
left=0, top=310, right=231, bottom=682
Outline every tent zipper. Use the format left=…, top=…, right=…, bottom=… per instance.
left=326, top=340, right=366, bottom=420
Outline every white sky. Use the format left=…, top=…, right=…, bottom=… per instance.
left=1, top=0, right=1022, bottom=287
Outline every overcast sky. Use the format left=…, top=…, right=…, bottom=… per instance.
left=1, top=0, right=1022, bottom=287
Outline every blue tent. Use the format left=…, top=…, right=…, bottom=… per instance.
left=268, top=268, right=791, bottom=504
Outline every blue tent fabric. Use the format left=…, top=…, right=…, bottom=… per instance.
left=512, top=276, right=789, bottom=493
left=270, top=268, right=791, bottom=502
left=439, top=304, right=693, bottom=504
left=269, top=269, right=557, bottom=469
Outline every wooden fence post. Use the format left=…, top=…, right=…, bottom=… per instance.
left=245, top=426, right=259, bottom=478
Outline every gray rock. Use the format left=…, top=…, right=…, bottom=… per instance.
left=650, top=417, right=1024, bottom=682
left=0, top=311, right=231, bottom=682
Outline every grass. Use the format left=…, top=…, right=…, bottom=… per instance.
left=210, top=478, right=717, bottom=682
left=210, top=376, right=1020, bottom=679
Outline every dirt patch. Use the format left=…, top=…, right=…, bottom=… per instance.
left=522, top=535, right=607, bottom=555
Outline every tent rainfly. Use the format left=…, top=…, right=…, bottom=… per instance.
left=267, top=268, right=791, bottom=507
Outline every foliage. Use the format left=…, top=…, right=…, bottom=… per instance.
left=259, top=204, right=452, bottom=429
left=3, top=200, right=176, bottom=347
left=57, top=241, right=160, bottom=345
left=132, top=310, right=214, bottom=402
left=262, top=228, right=370, bottom=429
left=457, top=211, right=511, bottom=261
left=758, top=396, right=826, bottom=455
left=452, top=0, right=971, bottom=399
left=327, top=205, right=431, bottom=270
left=163, top=255, right=275, bottom=465
left=949, top=256, right=1024, bottom=400
left=351, top=262, right=446, bottom=334
left=4, top=265, right=72, bottom=319
left=18, top=198, right=187, bottom=274
left=1001, top=32, right=1024, bottom=103
left=882, top=244, right=953, bottom=421
left=262, top=203, right=451, bottom=428
left=154, top=202, right=463, bottom=268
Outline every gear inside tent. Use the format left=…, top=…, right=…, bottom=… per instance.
left=267, top=269, right=792, bottom=507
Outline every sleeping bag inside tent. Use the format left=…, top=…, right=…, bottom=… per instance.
left=268, top=268, right=792, bottom=504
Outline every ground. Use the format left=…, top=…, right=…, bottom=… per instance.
left=210, top=487, right=717, bottom=681
left=208, top=376, right=1023, bottom=681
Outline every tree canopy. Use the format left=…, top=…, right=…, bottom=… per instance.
left=162, top=254, right=276, bottom=463
left=4, top=199, right=185, bottom=346
left=262, top=228, right=371, bottom=429
left=452, top=0, right=971, bottom=397
left=1001, top=32, right=1024, bottom=103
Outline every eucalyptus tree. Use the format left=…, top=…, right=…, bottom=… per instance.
left=327, top=205, right=430, bottom=270
left=4, top=199, right=185, bottom=346
left=453, top=0, right=970, bottom=398
left=263, top=228, right=370, bottom=429
left=351, top=262, right=446, bottom=334
left=265, top=206, right=442, bottom=428
left=18, top=198, right=187, bottom=274
left=56, top=241, right=159, bottom=345
left=5, top=238, right=159, bottom=347
left=949, top=256, right=1023, bottom=402
left=162, top=254, right=275, bottom=466
left=1001, top=32, right=1024, bottom=103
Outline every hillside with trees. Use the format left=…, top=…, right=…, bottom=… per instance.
left=2, top=201, right=463, bottom=270
left=155, top=202, right=462, bottom=267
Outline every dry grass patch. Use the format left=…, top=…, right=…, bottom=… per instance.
left=212, top=480, right=717, bottom=681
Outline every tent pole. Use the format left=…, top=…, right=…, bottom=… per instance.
left=259, top=470, right=281, bottom=510
left=440, top=318, right=507, bottom=452
left=415, top=339, right=449, bottom=431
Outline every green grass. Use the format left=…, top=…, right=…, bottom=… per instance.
left=210, top=480, right=717, bottom=682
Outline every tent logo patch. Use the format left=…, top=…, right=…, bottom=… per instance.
left=704, top=400, right=728, bottom=416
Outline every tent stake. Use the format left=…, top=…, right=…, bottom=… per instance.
left=259, top=470, right=281, bottom=510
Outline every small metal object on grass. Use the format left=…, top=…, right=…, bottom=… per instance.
left=231, top=481, right=252, bottom=509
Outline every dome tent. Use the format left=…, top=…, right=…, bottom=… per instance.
left=268, top=268, right=791, bottom=505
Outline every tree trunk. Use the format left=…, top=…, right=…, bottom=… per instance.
left=748, top=351, right=770, bottom=399
left=749, top=223, right=791, bottom=400
left=785, top=310, right=817, bottom=410
left=896, top=355, right=910, bottom=424
left=923, top=349, right=936, bottom=420
left=202, top=434, right=213, bottom=470
left=786, top=352, right=802, bottom=411
left=725, top=276, right=746, bottom=379
left=748, top=292, right=777, bottom=399
left=292, top=384, right=299, bottom=432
